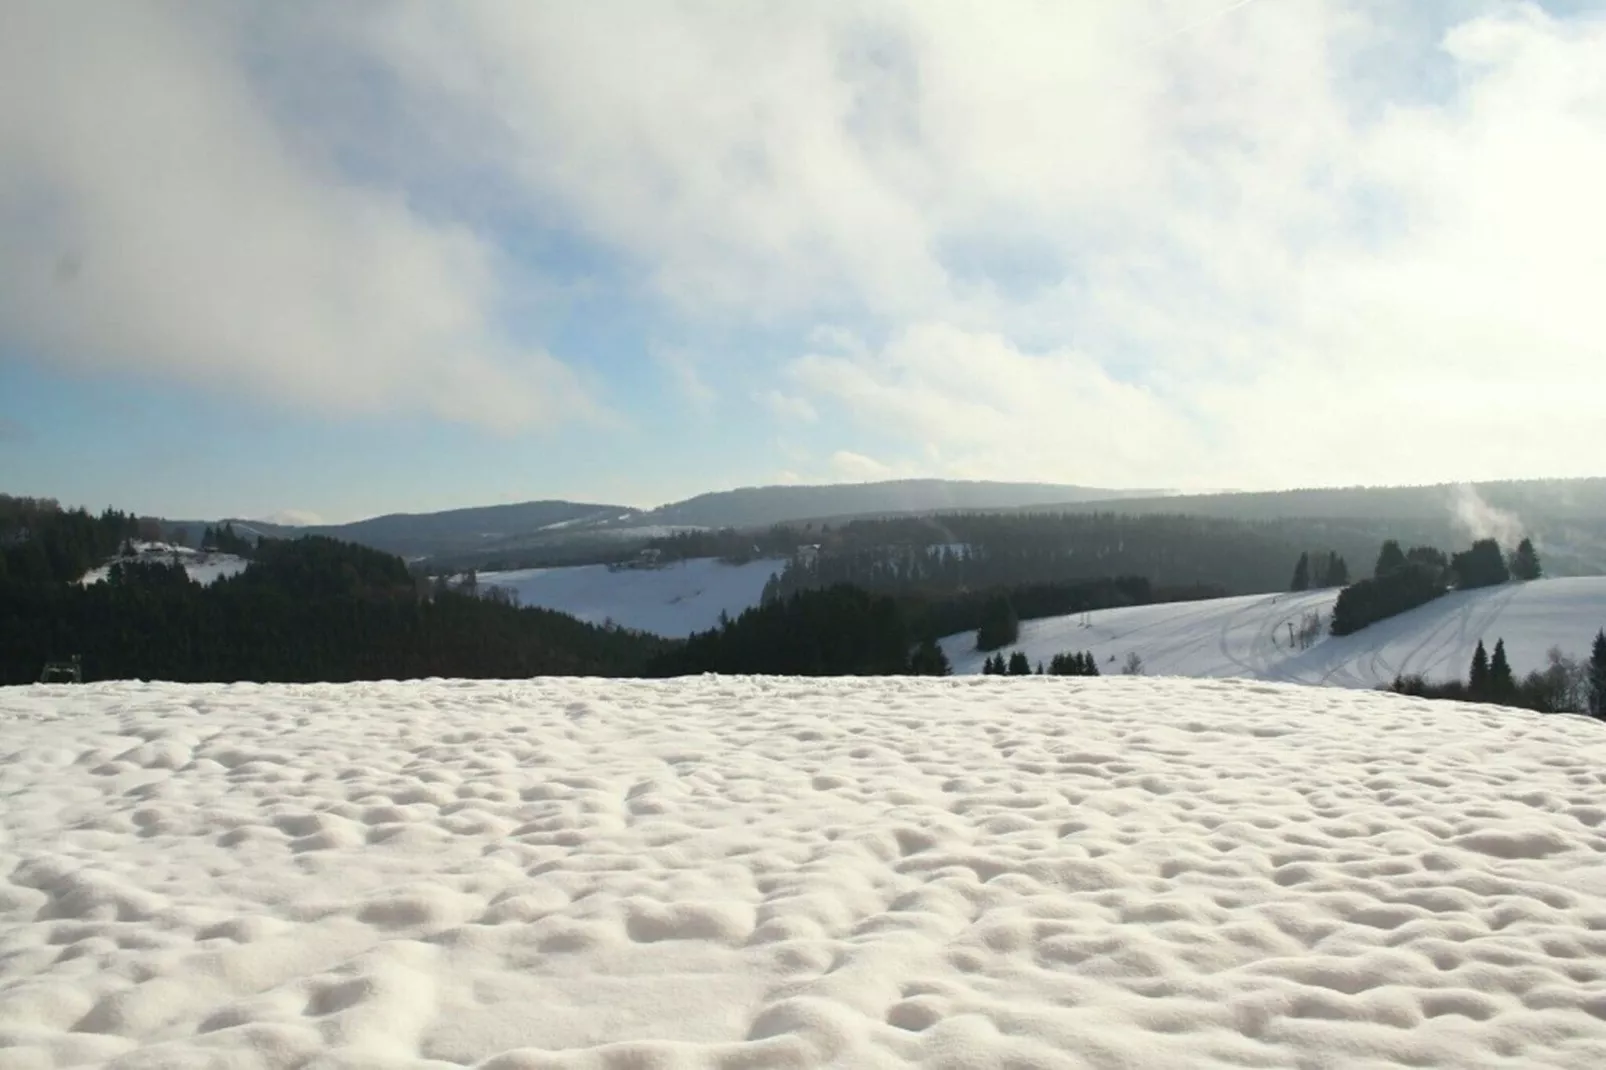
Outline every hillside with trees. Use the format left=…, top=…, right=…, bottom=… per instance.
left=644, top=586, right=936, bottom=677
left=1331, top=537, right=1545, bottom=637
left=760, top=512, right=1380, bottom=602
left=1, top=501, right=665, bottom=684
left=1390, top=629, right=1606, bottom=718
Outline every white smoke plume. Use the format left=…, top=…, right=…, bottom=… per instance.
left=1449, top=484, right=1526, bottom=547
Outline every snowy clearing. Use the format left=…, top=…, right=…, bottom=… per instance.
left=480, top=557, right=784, bottom=638
left=3, top=677, right=1606, bottom=1068
left=942, top=576, right=1606, bottom=687
left=78, top=544, right=249, bottom=588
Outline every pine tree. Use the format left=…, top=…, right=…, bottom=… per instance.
left=1490, top=639, right=1515, bottom=700
left=909, top=638, right=951, bottom=676
left=1007, top=651, right=1032, bottom=676
left=1375, top=540, right=1407, bottom=578
left=1452, top=539, right=1510, bottom=589
left=1509, top=537, right=1541, bottom=582
left=1291, top=552, right=1310, bottom=592
left=976, top=596, right=1020, bottom=652
left=1589, top=630, right=1606, bottom=719
left=1329, top=553, right=1349, bottom=587
left=1469, top=640, right=1489, bottom=697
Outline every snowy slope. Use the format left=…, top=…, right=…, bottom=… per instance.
left=4, top=678, right=1606, bottom=1068
left=942, top=576, right=1606, bottom=687
left=480, top=557, right=784, bottom=637
left=78, top=543, right=249, bottom=587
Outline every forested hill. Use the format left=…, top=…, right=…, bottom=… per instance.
left=761, top=512, right=1375, bottom=600
left=0, top=497, right=665, bottom=685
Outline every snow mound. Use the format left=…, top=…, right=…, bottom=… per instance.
left=943, top=576, right=1606, bottom=688
left=480, top=557, right=784, bottom=637
left=3, top=677, right=1606, bottom=1067
left=79, top=543, right=249, bottom=587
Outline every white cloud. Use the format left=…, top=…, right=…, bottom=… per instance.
left=340, top=1, right=1606, bottom=485
left=790, top=324, right=1195, bottom=486
left=829, top=450, right=897, bottom=482
left=653, top=346, right=717, bottom=414
left=0, top=3, right=602, bottom=432
left=758, top=390, right=819, bottom=424
left=7, top=2, right=1605, bottom=490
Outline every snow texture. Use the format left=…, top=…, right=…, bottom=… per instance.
left=943, top=577, right=1606, bottom=687
left=78, top=544, right=249, bottom=588
left=4, top=677, right=1606, bottom=1068
left=480, top=557, right=784, bottom=638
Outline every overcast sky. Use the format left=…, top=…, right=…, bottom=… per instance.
left=2, top=1, right=1603, bottom=523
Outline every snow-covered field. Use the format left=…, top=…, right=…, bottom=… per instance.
left=480, top=557, right=784, bottom=637
left=943, top=577, right=1606, bottom=687
left=78, top=544, right=249, bottom=588
left=4, top=677, right=1606, bottom=1068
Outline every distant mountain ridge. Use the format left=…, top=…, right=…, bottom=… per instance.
left=644, top=479, right=1154, bottom=528
left=169, top=476, right=1606, bottom=573
left=193, top=480, right=1147, bottom=560
left=221, top=500, right=627, bottom=558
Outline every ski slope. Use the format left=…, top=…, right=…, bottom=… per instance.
left=942, top=577, right=1606, bottom=687
left=479, top=557, right=785, bottom=637
left=3, top=677, right=1605, bottom=1068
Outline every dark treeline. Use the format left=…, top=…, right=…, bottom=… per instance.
left=1330, top=537, right=1540, bottom=637
left=1390, top=632, right=1606, bottom=719
left=1330, top=566, right=1448, bottom=636
left=642, top=577, right=1200, bottom=677
left=1, top=495, right=141, bottom=584
left=908, top=576, right=1171, bottom=648
left=981, top=650, right=1101, bottom=676
left=199, top=522, right=255, bottom=557
left=761, top=512, right=1384, bottom=601
left=643, top=527, right=811, bottom=564
left=1, top=526, right=666, bottom=685
left=645, top=586, right=941, bottom=676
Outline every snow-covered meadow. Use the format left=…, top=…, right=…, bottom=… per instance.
left=943, top=577, right=1606, bottom=688
left=78, top=544, right=249, bottom=588
left=4, top=677, right=1606, bottom=1068
left=479, top=558, right=785, bottom=638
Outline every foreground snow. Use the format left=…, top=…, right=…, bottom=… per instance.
left=943, top=576, right=1606, bottom=687
left=480, top=557, right=785, bottom=637
left=4, top=679, right=1606, bottom=1068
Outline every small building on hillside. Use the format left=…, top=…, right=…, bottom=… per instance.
left=610, top=547, right=665, bottom=571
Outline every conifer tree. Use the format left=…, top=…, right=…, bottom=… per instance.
left=1375, top=540, right=1407, bottom=578
left=976, top=596, right=1020, bottom=651
left=1329, top=553, right=1349, bottom=587
left=1007, top=650, right=1032, bottom=676
left=1589, top=629, right=1606, bottom=718
left=909, top=637, right=951, bottom=676
left=1509, top=537, right=1541, bottom=582
left=1490, top=639, right=1515, bottom=699
left=1469, top=640, right=1489, bottom=697
left=1452, top=539, right=1510, bottom=589
left=1291, top=552, right=1310, bottom=592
